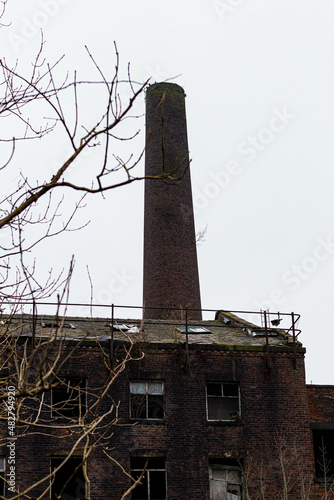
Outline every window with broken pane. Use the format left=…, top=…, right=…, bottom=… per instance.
left=52, top=378, right=87, bottom=419
left=209, top=461, right=242, bottom=500
left=206, top=382, right=240, bottom=421
left=312, top=429, right=334, bottom=478
left=130, top=381, right=164, bottom=420
left=51, top=456, right=86, bottom=500
left=131, top=457, right=167, bottom=500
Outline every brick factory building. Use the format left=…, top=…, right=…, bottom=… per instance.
left=1, top=84, right=334, bottom=500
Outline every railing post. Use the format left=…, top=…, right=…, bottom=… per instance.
left=292, top=312, right=297, bottom=369
left=110, top=303, right=114, bottom=365
left=184, top=307, right=189, bottom=372
left=32, top=298, right=37, bottom=348
left=264, top=310, right=271, bottom=372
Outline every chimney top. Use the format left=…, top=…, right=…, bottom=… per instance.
left=146, top=82, right=185, bottom=95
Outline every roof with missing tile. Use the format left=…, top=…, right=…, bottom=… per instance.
left=2, top=310, right=303, bottom=351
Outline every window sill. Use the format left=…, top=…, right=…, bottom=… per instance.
left=314, top=477, right=334, bottom=484
left=130, top=419, right=166, bottom=425
left=207, top=419, right=243, bottom=426
left=50, top=415, right=83, bottom=422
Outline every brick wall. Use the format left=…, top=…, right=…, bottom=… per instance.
left=112, top=344, right=314, bottom=499
left=307, top=384, right=334, bottom=422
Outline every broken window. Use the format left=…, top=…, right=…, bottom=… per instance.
left=52, top=378, right=87, bottom=419
left=130, top=381, right=164, bottom=420
left=209, top=460, right=242, bottom=500
left=131, top=457, right=167, bottom=500
left=51, top=456, right=86, bottom=500
left=112, top=323, right=130, bottom=332
left=312, top=429, right=334, bottom=478
left=179, top=327, right=211, bottom=334
left=206, top=382, right=240, bottom=421
left=0, top=457, right=5, bottom=498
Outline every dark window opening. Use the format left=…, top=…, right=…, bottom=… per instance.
left=131, top=458, right=166, bottom=500
left=206, top=382, right=240, bottom=421
left=51, top=457, right=86, bottom=500
left=52, top=378, right=87, bottom=419
left=0, top=457, right=5, bottom=498
left=209, top=459, right=242, bottom=500
left=130, top=381, right=164, bottom=420
left=313, top=429, right=334, bottom=479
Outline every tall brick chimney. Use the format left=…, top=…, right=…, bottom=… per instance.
left=143, top=83, right=202, bottom=320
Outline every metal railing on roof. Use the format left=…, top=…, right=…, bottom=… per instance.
left=0, top=301, right=301, bottom=372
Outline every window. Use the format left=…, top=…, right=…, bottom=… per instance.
left=0, top=457, right=5, bottom=498
left=209, top=460, right=242, bottom=500
left=312, top=429, right=334, bottom=478
left=130, top=381, right=164, bottom=420
left=179, top=327, right=211, bottom=334
left=52, top=378, right=87, bottom=419
left=206, top=382, right=240, bottom=421
left=131, top=458, right=167, bottom=500
left=51, top=457, right=86, bottom=500
left=112, top=323, right=130, bottom=331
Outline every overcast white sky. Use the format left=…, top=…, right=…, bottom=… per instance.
left=1, top=0, right=334, bottom=384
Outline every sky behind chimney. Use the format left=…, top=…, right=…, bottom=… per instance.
left=1, top=1, right=334, bottom=384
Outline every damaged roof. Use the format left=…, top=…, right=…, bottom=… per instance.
left=1, top=309, right=303, bottom=351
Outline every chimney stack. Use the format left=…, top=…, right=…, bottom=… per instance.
left=143, top=83, right=202, bottom=320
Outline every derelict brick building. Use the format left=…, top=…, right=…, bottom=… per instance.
left=6, top=311, right=333, bottom=499
left=1, top=83, right=334, bottom=500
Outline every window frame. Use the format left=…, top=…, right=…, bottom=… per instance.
left=209, top=460, right=243, bottom=500
left=130, top=380, right=164, bottom=421
left=51, top=377, right=87, bottom=419
left=130, top=457, right=167, bottom=500
left=206, top=382, right=241, bottom=422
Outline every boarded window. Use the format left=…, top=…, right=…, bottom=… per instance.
left=209, top=461, right=242, bottom=500
left=312, top=429, right=334, bottom=478
left=206, top=383, right=240, bottom=421
left=51, top=457, right=86, bottom=499
left=130, top=381, right=164, bottom=420
left=131, top=457, right=166, bottom=500
left=52, top=378, right=87, bottom=419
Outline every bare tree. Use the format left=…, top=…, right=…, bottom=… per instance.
left=0, top=3, right=187, bottom=497
left=0, top=24, right=185, bottom=305
left=0, top=301, right=149, bottom=499
left=240, top=433, right=334, bottom=500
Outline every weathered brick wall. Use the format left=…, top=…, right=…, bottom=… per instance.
left=110, top=344, right=314, bottom=499
left=10, top=343, right=110, bottom=499
left=4, top=341, right=318, bottom=499
left=307, top=384, right=334, bottom=422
